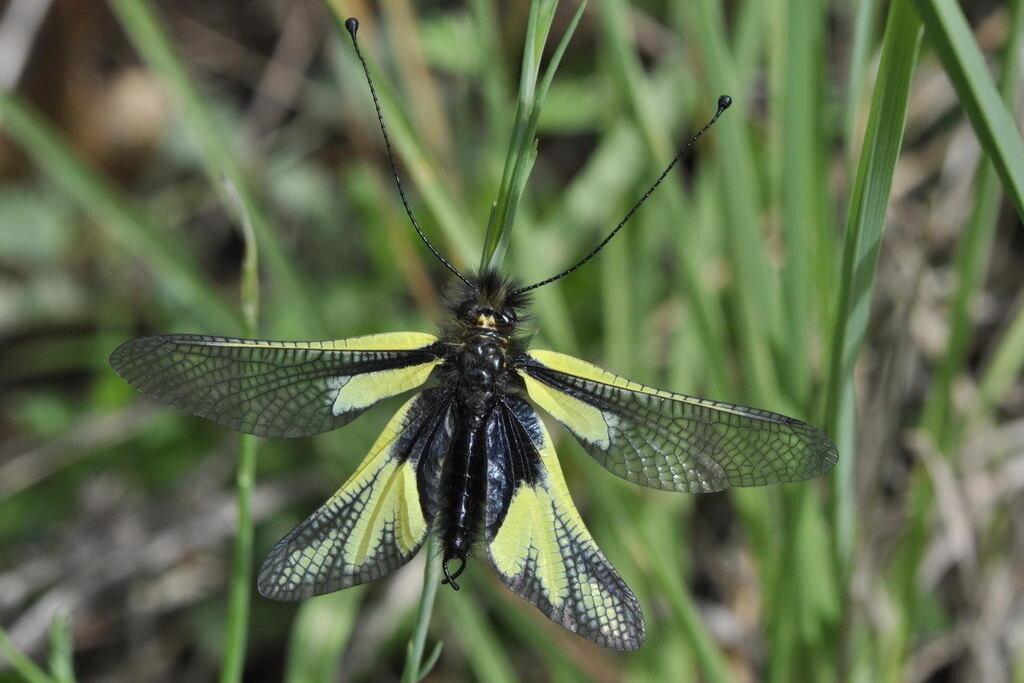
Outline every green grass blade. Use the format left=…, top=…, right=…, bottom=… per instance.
left=978, top=292, right=1024, bottom=414
left=400, top=537, right=443, bottom=683
left=485, top=1, right=587, bottom=271
left=824, top=0, right=922, bottom=628
left=481, top=0, right=587, bottom=272
left=478, top=0, right=549, bottom=271
left=219, top=180, right=261, bottom=683
left=324, top=26, right=477, bottom=266
left=46, top=615, right=75, bottom=683
left=844, top=0, right=882, bottom=167
left=778, top=0, right=823, bottom=405
left=911, top=0, right=1024, bottom=220
left=688, top=0, right=782, bottom=406
left=0, top=93, right=239, bottom=331
left=0, top=626, right=54, bottom=683
left=920, top=0, right=1024, bottom=446
left=110, top=0, right=323, bottom=336
left=641, top=511, right=732, bottom=683
left=600, top=0, right=731, bottom=392
left=283, top=591, right=362, bottom=683
left=416, top=640, right=444, bottom=681
left=443, top=594, right=518, bottom=683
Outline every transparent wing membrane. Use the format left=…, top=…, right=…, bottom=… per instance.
left=486, top=397, right=645, bottom=650
left=519, top=350, right=838, bottom=493
left=258, top=390, right=454, bottom=599
left=109, top=332, right=442, bottom=438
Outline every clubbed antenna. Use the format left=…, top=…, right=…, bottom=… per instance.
left=345, top=18, right=471, bottom=287
left=514, top=95, right=733, bottom=294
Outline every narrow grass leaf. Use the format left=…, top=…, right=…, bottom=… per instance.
left=778, top=0, right=823, bottom=404
left=110, top=0, right=323, bottom=336
left=978, top=293, right=1024, bottom=414
left=284, top=591, right=362, bottom=683
left=600, top=0, right=731, bottom=391
left=824, top=0, right=922, bottom=620
left=920, top=0, right=1024, bottom=447
left=911, top=0, right=1024, bottom=220
left=688, top=0, right=782, bottom=406
left=443, top=594, right=518, bottom=683
left=0, top=94, right=238, bottom=330
left=0, top=626, right=53, bottom=683
left=481, top=0, right=587, bottom=271
left=400, top=537, right=443, bottom=683
left=325, top=34, right=477, bottom=265
left=219, top=179, right=261, bottom=683
left=46, top=615, right=74, bottom=683
left=844, top=0, right=882, bottom=167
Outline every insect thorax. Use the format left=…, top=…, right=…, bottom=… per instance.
left=438, top=269, right=530, bottom=394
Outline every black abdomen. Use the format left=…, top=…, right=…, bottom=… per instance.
left=439, top=395, right=493, bottom=588
left=435, top=332, right=513, bottom=588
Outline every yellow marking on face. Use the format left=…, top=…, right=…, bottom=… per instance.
left=528, top=349, right=754, bottom=418
left=519, top=371, right=611, bottom=448
left=476, top=314, right=497, bottom=329
left=333, top=360, right=440, bottom=414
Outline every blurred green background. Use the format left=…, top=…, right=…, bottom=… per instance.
left=1, top=0, right=1023, bottom=681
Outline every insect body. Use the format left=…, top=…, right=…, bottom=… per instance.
left=109, top=18, right=837, bottom=650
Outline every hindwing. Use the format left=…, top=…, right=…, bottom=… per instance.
left=110, top=332, right=444, bottom=437
left=485, top=397, right=645, bottom=650
left=518, top=350, right=838, bottom=493
left=257, top=389, right=454, bottom=600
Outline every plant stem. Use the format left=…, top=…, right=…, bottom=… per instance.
left=219, top=180, right=260, bottom=683
left=400, top=535, right=443, bottom=683
left=394, top=1, right=580, bottom=677
left=220, top=437, right=257, bottom=683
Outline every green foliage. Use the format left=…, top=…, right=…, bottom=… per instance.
left=1, top=0, right=1022, bottom=679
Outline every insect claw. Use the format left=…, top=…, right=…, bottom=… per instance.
left=441, top=557, right=466, bottom=590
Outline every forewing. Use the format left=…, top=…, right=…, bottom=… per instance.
left=110, top=332, right=444, bottom=437
left=258, top=389, right=454, bottom=600
left=485, top=397, right=645, bottom=650
left=518, top=350, right=838, bottom=493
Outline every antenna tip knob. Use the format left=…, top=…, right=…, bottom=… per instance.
left=345, top=17, right=359, bottom=37
left=718, top=94, right=732, bottom=110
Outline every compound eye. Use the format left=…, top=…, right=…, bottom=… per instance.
left=498, top=311, right=514, bottom=327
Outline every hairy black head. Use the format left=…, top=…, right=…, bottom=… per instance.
left=443, top=269, right=530, bottom=337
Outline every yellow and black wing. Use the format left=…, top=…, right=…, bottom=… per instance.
left=258, top=389, right=454, bottom=599
left=109, top=332, right=444, bottom=438
left=518, top=350, right=838, bottom=493
left=485, top=396, right=645, bottom=650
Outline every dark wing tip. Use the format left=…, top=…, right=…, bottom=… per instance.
left=108, top=335, right=178, bottom=389
left=783, top=416, right=840, bottom=480
left=109, top=335, right=157, bottom=373
left=256, top=541, right=313, bottom=602
left=596, top=602, right=646, bottom=651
